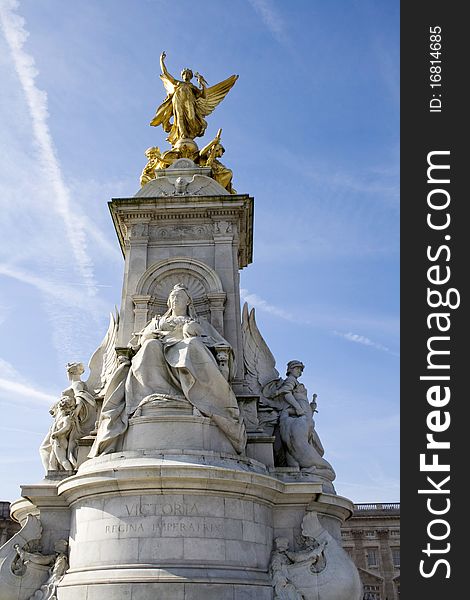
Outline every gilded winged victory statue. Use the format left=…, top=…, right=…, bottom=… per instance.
left=150, top=51, right=238, bottom=147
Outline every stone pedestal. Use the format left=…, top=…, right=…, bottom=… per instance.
left=2, top=160, right=362, bottom=600
left=123, top=414, right=236, bottom=454
left=19, top=479, right=70, bottom=555
left=9, top=450, right=356, bottom=600
left=246, top=434, right=275, bottom=467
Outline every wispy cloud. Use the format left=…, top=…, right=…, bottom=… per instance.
left=0, top=425, right=43, bottom=436
left=240, top=288, right=298, bottom=323
left=336, top=451, right=400, bottom=503
left=250, top=150, right=399, bottom=265
left=79, top=215, right=122, bottom=262
left=324, top=413, right=400, bottom=503
left=355, top=0, right=399, bottom=108
left=0, top=0, right=97, bottom=295
left=0, top=300, right=9, bottom=327
left=0, top=357, right=57, bottom=407
left=316, top=167, right=399, bottom=204
left=258, top=138, right=399, bottom=209
left=0, top=456, right=39, bottom=465
left=248, top=0, right=286, bottom=43
left=0, top=263, right=109, bottom=315
left=0, top=357, right=19, bottom=379
left=334, top=330, right=392, bottom=354
left=0, top=261, right=113, bottom=360
left=324, top=412, right=399, bottom=442
left=241, top=288, right=398, bottom=346
left=0, top=378, right=55, bottom=406
left=336, top=478, right=400, bottom=504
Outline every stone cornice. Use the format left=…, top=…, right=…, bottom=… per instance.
left=108, top=195, right=253, bottom=268
left=55, top=452, right=352, bottom=522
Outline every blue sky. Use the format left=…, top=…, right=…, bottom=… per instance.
left=0, top=0, right=399, bottom=503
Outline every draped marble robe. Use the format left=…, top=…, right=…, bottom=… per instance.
left=89, top=312, right=246, bottom=457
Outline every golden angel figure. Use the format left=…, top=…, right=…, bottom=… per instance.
left=140, top=146, right=163, bottom=187
left=150, top=51, right=238, bottom=147
left=199, top=129, right=236, bottom=193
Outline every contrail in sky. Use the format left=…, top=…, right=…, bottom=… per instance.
left=0, top=377, right=56, bottom=406
left=0, top=0, right=97, bottom=296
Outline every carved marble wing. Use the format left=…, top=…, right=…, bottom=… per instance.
left=196, top=74, right=238, bottom=117
left=159, top=177, right=181, bottom=195
left=137, top=177, right=179, bottom=197
left=242, top=303, right=279, bottom=399
left=286, top=511, right=363, bottom=599
left=86, top=309, right=120, bottom=396
left=188, top=178, right=214, bottom=195
left=0, top=515, right=50, bottom=600
left=0, top=514, right=41, bottom=562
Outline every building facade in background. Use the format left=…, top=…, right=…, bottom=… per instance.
left=342, top=503, right=400, bottom=600
left=0, top=501, right=20, bottom=547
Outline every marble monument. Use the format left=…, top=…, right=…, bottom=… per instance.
left=0, top=53, right=362, bottom=600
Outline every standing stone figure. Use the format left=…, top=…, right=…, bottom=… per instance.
left=263, top=361, right=335, bottom=478
left=242, top=304, right=335, bottom=479
left=39, top=363, right=96, bottom=472
left=43, top=396, right=76, bottom=471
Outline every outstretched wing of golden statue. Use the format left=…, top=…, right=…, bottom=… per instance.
left=160, top=73, right=176, bottom=96
left=196, top=74, right=238, bottom=117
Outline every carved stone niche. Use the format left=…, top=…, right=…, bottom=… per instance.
left=132, top=257, right=226, bottom=334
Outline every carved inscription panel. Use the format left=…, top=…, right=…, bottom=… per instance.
left=103, top=500, right=224, bottom=538
left=99, top=497, right=225, bottom=538
left=70, top=494, right=272, bottom=568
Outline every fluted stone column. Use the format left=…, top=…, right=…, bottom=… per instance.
left=118, top=221, right=150, bottom=345
left=351, top=529, right=367, bottom=571
left=131, top=294, right=153, bottom=334
left=206, top=291, right=226, bottom=335
left=377, top=528, right=395, bottom=600
left=213, top=219, right=243, bottom=380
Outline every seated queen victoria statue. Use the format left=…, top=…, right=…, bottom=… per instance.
left=89, top=283, right=246, bottom=457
